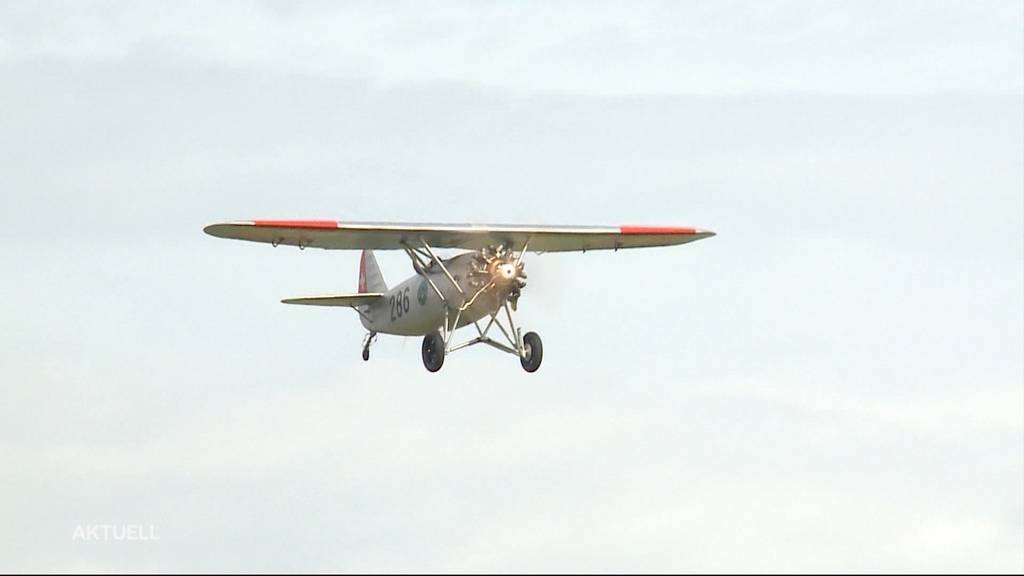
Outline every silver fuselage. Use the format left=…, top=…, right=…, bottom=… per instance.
left=359, top=253, right=507, bottom=336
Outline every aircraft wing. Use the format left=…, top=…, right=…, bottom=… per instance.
left=204, top=220, right=715, bottom=252
left=281, top=293, right=384, bottom=307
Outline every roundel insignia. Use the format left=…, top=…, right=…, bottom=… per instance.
left=417, top=279, right=428, bottom=306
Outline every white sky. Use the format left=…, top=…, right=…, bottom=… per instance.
left=1, top=1, right=1022, bottom=572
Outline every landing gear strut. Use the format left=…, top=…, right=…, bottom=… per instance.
left=402, top=238, right=542, bottom=373
left=361, top=331, right=376, bottom=361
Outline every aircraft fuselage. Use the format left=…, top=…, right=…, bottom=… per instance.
left=358, top=253, right=509, bottom=336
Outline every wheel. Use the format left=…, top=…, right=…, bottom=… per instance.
left=362, top=347, right=370, bottom=361
left=421, top=331, right=445, bottom=372
left=520, top=331, right=543, bottom=373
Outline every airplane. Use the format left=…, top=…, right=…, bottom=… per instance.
left=204, top=220, right=715, bottom=372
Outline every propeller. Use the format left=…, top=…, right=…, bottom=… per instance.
left=469, top=244, right=528, bottom=310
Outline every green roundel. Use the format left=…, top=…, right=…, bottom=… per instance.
left=417, top=279, right=428, bottom=306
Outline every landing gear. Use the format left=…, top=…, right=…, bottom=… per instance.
left=402, top=238, right=542, bottom=372
left=422, top=330, right=445, bottom=372
left=361, top=331, right=376, bottom=362
left=520, top=331, right=543, bottom=373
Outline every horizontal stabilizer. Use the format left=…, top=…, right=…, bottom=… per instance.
left=281, top=293, right=384, bottom=307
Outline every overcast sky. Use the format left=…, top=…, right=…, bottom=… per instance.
left=1, top=1, right=1022, bottom=572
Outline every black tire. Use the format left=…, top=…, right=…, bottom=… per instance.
left=362, top=347, right=370, bottom=362
left=520, top=331, right=543, bottom=373
left=422, top=331, right=445, bottom=372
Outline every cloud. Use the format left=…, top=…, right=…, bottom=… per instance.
left=0, top=1, right=1021, bottom=571
left=1, top=1, right=1021, bottom=95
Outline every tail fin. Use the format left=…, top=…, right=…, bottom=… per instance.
left=358, top=250, right=387, bottom=293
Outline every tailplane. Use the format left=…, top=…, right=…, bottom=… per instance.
left=358, top=250, right=387, bottom=293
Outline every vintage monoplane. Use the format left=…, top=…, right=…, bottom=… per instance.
left=204, top=221, right=714, bottom=372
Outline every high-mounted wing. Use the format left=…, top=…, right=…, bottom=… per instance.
left=281, top=293, right=384, bottom=307
left=204, top=220, right=715, bottom=252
